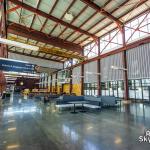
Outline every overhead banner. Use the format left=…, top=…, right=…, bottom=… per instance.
left=0, top=58, right=36, bottom=73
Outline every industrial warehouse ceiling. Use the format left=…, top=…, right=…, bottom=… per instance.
left=6, top=0, right=150, bottom=62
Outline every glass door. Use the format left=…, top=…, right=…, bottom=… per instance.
left=135, top=79, right=142, bottom=100
left=142, top=79, right=150, bottom=101
left=101, top=82, right=105, bottom=96
left=128, top=80, right=136, bottom=99
left=113, top=81, right=118, bottom=97
left=105, top=82, right=109, bottom=96
left=109, top=82, right=114, bottom=96
left=118, top=81, right=124, bottom=98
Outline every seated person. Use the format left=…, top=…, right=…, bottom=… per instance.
left=71, top=93, right=76, bottom=96
left=44, top=95, right=49, bottom=103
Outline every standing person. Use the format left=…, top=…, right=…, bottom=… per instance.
left=1, top=91, right=6, bottom=105
left=0, top=93, right=2, bottom=107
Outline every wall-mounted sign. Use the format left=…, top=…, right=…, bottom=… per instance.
left=0, top=58, right=35, bottom=73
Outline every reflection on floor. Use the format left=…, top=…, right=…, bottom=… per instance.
left=0, top=95, right=150, bottom=150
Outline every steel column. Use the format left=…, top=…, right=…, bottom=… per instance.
left=81, top=64, right=84, bottom=95
left=122, top=26, right=129, bottom=100
left=0, top=0, right=8, bottom=58
left=69, top=59, right=73, bottom=94
left=69, top=69, right=73, bottom=94
left=50, top=75, right=52, bottom=93
left=55, top=73, right=57, bottom=93
left=97, top=39, right=101, bottom=95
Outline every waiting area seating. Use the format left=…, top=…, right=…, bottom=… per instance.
left=100, top=96, right=117, bottom=107
left=55, top=95, right=119, bottom=111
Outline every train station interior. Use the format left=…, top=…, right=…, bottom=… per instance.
left=0, top=0, right=150, bottom=150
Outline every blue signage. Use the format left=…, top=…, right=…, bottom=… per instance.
left=0, top=59, right=35, bottom=73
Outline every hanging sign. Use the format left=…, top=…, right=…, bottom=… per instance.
left=0, top=58, right=35, bottom=73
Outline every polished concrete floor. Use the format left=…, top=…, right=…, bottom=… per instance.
left=0, top=95, right=150, bottom=150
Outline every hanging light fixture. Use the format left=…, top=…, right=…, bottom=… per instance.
left=64, top=12, right=74, bottom=21
left=20, top=82, right=24, bottom=86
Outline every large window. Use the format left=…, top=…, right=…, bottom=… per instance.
left=101, top=81, right=124, bottom=98
left=129, top=78, right=150, bottom=101
left=84, top=83, right=98, bottom=96
left=84, top=41, right=99, bottom=58
left=82, top=12, right=150, bottom=61
left=72, top=59, right=79, bottom=65
left=64, top=60, right=72, bottom=68
left=125, top=12, right=150, bottom=43
left=100, top=29, right=123, bottom=54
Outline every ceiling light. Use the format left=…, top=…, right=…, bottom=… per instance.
left=86, top=71, right=101, bottom=75
left=0, top=38, right=39, bottom=51
left=7, top=144, right=19, bottom=149
left=71, top=75, right=84, bottom=78
left=8, top=127, right=16, bottom=131
left=111, top=66, right=127, bottom=71
left=64, top=12, right=74, bottom=21
left=7, top=120, right=15, bottom=123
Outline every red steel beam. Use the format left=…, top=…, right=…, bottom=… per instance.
left=40, top=0, right=57, bottom=59
left=61, top=12, right=97, bottom=40
left=81, top=0, right=148, bottom=43
left=28, top=0, right=42, bottom=55
left=7, top=22, right=83, bottom=53
left=60, top=0, right=113, bottom=40
left=9, top=0, right=97, bottom=39
left=58, top=5, right=89, bottom=38
left=103, top=0, right=113, bottom=7
left=78, top=0, right=148, bottom=45
left=40, top=0, right=59, bottom=32
left=7, top=5, right=21, bottom=14
left=49, top=0, right=76, bottom=36
left=80, top=0, right=123, bottom=25
left=73, top=0, right=130, bottom=44
left=29, top=0, right=41, bottom=29
left=68, top=36, right=150, bottom=69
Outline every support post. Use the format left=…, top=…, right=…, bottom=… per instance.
left=97, top=59, right=101, bottom=95
left=0, top=0, right=8, bottom=58
left=121, top=26, right=129, bottom=100
left=69, top=59, right=73, bottom=94
left=97, top=39, right=101, bottom=96
left=69, top=69, right=72, bottom=94
left=50, top=75, right=52, bottom=93
left=81, top=64, right=84, bottom=95
left=55, top=73, right=57, bottom=93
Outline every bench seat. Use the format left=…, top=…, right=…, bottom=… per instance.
left=56, top=103, right=82, bottom=108
left=84, top=104, right=101, bottom=109
left=56, top=103, right=101, bottom=109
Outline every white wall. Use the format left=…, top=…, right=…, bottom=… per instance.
left=127, top=43, right=150, bottom=79
left=84, top=61, right=98, bottom=83
left=8, top=52, right=63, bottom=69
left=72, top=66, right=81, bottom=84
left=101, top=52, right=124, bottom=81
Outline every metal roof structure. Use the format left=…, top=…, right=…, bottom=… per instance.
left=2, top=0, right=150, bottom=62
